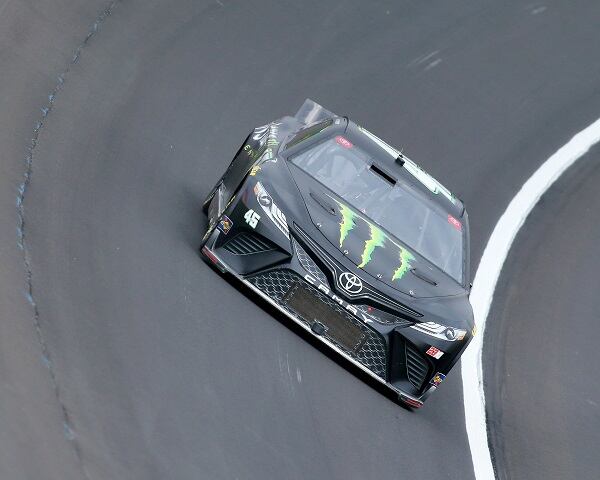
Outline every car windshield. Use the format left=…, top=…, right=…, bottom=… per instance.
left=290, top=136, right=464, bottom=283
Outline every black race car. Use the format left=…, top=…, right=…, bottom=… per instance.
left=200, top=100, right=474, bottom=408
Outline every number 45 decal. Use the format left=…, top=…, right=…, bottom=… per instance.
left=244, top=209, right=260, bottom=228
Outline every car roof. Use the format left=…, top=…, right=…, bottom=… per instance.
left=281, top=115, right=465, bottom=219
left=343, top=120, right=465, bottom=218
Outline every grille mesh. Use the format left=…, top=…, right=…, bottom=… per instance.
left=405, top=342, right=431, bottom=391
left=354, top=305, right=414, bottom=327
left=293, top=239, right=328, bottom=285
left=248, top=269, right=387, bottom=378
left=223, top=232, right=276, bottom=255
left=248, top=269, right=296, bottom=302
left=285, top=283, right=365, bottom=351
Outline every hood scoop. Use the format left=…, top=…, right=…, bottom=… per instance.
left=410, top=268, right=438, bottom=286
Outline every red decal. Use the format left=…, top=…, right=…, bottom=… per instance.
left=426, top=346, right=444, bottom=359
left=448, top=215, right=462, bottom=231
left=336, top=136, right=353, bottom=149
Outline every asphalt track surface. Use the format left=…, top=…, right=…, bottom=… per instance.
left=484, top=145, right=600, bottom=480
left=1, top=1, right=599, bottom=478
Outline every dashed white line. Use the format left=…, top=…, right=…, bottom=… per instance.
left=531, top=5, right=547, bottom=15
left=408, top=50, right=439, bottom=67
left=424, top=58, right=442, bottom=71
left=462, top=117, right=600, bottom=480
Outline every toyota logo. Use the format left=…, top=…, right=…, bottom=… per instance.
left=339, top=272, right=363, bottom=294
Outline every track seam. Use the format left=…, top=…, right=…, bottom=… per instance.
left=15, top=2, right=119, bottom=478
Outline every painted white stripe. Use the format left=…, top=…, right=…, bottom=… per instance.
left=462, top=117, right=600, bottom=480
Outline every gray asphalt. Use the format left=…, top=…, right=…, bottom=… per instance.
left=484, top=146, right=600, bottom=480
left=1, top=0, right=600, bottom=478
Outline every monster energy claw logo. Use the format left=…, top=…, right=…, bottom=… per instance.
left=338, top=204, right=356, bottom=248
left=392, top=247, right=414, bottom=281
left=334, top=198, right=415, bottom=282
left=263, top=123, right=280, bottom=161
left=358, top=224, right=386, bottom=268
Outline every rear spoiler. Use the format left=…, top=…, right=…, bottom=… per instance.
left=294, top=98, right=338, bottom=125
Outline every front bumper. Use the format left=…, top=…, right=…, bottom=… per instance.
left=201, top=244, right=427, bottom=408
left=200, top=224, right=455, bottom=408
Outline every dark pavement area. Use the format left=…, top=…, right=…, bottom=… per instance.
left=485, top=146, right=600, bottom=480
left=1, top=0, right=600, bottom=478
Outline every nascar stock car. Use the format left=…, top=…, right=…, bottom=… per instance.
left=200, top=99, right=474, bottom=408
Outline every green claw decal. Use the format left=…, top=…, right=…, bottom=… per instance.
left=330, top=196, right=416, bottom=283
left=358, top=224, right=386, bottom=268
left=338, top=204, right=356, bottom=248
left=392, top=247, right=415, bottom=281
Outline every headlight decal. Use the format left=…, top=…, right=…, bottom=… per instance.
left=410, top=321, right=467, bottom=342
left=253, top=182, right=289, bottom=239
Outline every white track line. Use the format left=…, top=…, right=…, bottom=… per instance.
left=462, top=118, right=600, bottom=480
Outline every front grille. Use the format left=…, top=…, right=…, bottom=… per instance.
left=223, top=232, right=276, bottom=255
left=284, top=282, right=366, bottom=351
left=293, top=238, right=328, bottom=285
left=248, top=269, right=387, bottom=378
left=248, top=268, right=296, bottom=301
left=293, top=225, right=423, bottom=319
left=355, top=304, right=415, bottom=327
left=405, top=342, right=431, bottom=391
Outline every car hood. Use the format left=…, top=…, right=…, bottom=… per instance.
left=291, top=173, right=465, bottom=298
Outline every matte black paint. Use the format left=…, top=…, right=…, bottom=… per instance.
left=2, top=0, right=600, bottom=478
left=201, top=105, right=473, bottom=404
